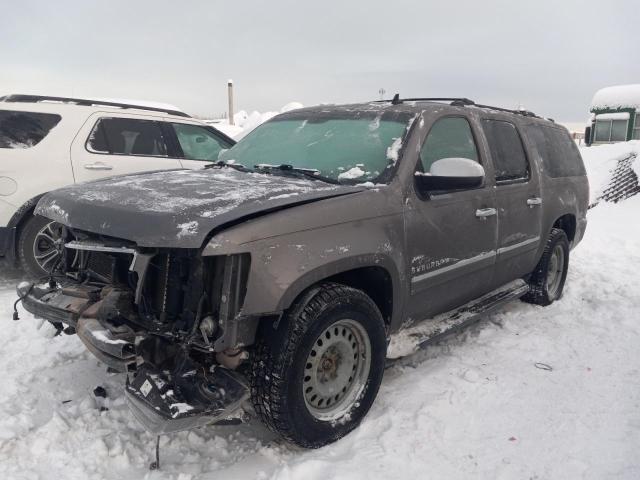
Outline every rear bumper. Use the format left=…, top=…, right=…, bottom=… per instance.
left=0, top=226, right=16, bottom=259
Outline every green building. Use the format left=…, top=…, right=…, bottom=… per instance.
left=588, top=84, right=640, bottom=144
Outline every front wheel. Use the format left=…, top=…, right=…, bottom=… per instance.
left=17, top=215, right=66, bottom=278
left=522, top=228, right=570, bottom=306
left=249, top=283, right=387, bottom=448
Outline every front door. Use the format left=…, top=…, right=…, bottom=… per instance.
left=404, top=115, right=498, bottom=323
left=165, top=120, right=234, bottom=169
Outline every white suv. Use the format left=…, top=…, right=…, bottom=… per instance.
left=0, top=94, right=235, bottom=276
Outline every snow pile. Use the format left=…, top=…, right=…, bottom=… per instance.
left=579, top=140, right=640, bottom=203
left=591, top=84, right=640, bottom=110
left=209, top=102, right=304, bottom=140
left=338, top=166, right=366, bottom=180
left=0, top=141, right=639, bottom=478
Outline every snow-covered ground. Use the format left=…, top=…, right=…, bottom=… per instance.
left=0, top=144, right=639, bottom=479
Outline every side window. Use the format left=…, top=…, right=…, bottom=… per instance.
left=172, top=123, right=231, bottom=161
left=526, top=124, right=586, bottom=178
left=0, top=110, right=61, bottom=149
left=87, top=118, right=167, bottom=156
left=419, top=117, right=479, bottom=172
left=482, top=120, right=529, bottom=182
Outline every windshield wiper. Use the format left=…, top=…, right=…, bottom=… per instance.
left=204, top=160, right=252, bottom=172
left=253, top=164, right=341, bottom=185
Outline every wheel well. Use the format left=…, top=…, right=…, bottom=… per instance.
left=6, top=196, right=44, bottom=261
left=552, top=214, right=576, bottom=243
left=324, top=267, right=394, bottom=326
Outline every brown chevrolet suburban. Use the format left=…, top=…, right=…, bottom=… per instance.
left=15, top=96, right=588, bottom=448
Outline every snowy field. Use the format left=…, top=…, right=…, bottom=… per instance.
left=0, top=143, right=639, bottom=479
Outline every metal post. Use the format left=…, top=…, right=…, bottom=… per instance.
left=228, top=79, right=234, bottom=126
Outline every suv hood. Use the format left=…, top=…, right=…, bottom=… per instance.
left=36, top=168, right=365, bottom=248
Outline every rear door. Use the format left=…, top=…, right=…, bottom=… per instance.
left=71, top=113, right=182, bottom=182
left=481, top=118, right=542, bottom=286
left=404, top=113, right=498, bottom=321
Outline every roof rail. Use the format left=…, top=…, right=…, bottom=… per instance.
left=0, top=94, right=191, bottom=118
left=375, top=94, right=541, bottom=118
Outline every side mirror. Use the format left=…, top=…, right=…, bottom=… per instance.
left=415, top=157, right=485, bottom=191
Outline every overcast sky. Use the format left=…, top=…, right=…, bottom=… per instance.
left=1, top=0, right=638, bottom=123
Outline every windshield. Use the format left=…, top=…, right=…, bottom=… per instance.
left=219, top=110, right=413, bottom=183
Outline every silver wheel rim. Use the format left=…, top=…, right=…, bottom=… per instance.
left=33, top=221, right=65, bottom=272
left=546, top=244, right=565, bottom=298
left=303, top=318, right=371, bottom=421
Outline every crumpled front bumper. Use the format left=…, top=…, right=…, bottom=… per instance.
left=17, top=282, right=136, bottom=372
left=17, top=282, right=249, bottom=435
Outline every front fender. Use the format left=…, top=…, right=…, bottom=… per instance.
left=204, top=212, right=407, bottom=328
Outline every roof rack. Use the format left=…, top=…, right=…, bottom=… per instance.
left=377, top=93, right=541, bottom=119
left=0, top=94, right=191, bottom=118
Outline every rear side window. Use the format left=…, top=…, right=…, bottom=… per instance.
left=526, top=124, right=586, bottom=178
left=172, top=123, right=231, bottom=161
left=0, top=110, right=61, bottom=149
left=87, top=118, right=167, bottom=156
left=482, top=120, right=529, bottom=182
left=419, top=117, right=479, bottom=172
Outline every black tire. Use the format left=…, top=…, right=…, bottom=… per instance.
left=522, top=228, right=570, bottom=306
left=249, top=282, right=387, bottom=448
left=17, top=214, right=64, bottom=278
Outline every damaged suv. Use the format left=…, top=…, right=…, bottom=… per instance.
left=16, top=97, right=588, bottom=448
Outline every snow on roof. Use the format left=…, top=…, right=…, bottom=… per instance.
left=591, top=84, right=640, bottom=111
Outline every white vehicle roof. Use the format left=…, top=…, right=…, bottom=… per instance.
left=0, top=94, right=193, bottom=122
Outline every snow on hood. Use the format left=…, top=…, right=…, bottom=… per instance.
left=591, top=84, right=640, bottom=110
left=35, top=168, right=364, bottom=248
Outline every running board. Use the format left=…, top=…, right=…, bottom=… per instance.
left=387, top=279, right=529, bottom=359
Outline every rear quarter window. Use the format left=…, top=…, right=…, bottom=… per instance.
left=0, top=110, right=61, bottom=149
left=525, top=124, right=586, bottom=178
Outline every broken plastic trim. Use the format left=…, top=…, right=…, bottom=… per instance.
left=125, top=364, right=249, bottom=434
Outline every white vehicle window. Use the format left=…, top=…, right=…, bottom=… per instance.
left=172, top=123, right=231, bottom=161
left=0, top=110, right=61, bottom=148
left=87, top=118, right=168, bottom=156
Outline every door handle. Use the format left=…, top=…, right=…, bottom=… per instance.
left=527, top=197, right=542, bottom=207
left=84, top=162, right=113, bottom=171
left=475, top=207, right=497, bottom=218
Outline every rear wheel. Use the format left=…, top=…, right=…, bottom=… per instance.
left=249, top=283, right=387, bottom=448
left=17, top=215, right=65, bottom=278
left=522, top=228, right=569, bottom=306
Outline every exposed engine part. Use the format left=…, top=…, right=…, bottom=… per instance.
left=215, top=348, right=249, bottom=369
left=199, top=315, right=218, bottom=346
